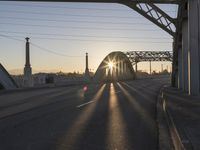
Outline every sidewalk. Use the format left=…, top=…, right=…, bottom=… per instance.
left=161, top=87, right=200, bottom=150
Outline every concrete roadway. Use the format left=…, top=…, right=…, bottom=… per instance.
left=0, top=78, right=170, bottom=150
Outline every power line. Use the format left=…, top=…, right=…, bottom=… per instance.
left=0, top=31, right=172, bottom=40
left=0, top=34, right=172, bottom=43
left=0, top=16, right=154, bottom=26
left=0, top=9, right=142, bottom=19
left=0, top=3, right=177, bottom=12
left=0, top=34, right=24, bottom=42
left=30, top=42, right=83, bottom=57
left=0, top=3, right=131, bottom=11
left=0, top=22, right=159, bottom=31
left=30, top=37, right=172, bottom=43
left=0, top=33, right=83, bottom=57
left=0, top=34, right=172, bottom=60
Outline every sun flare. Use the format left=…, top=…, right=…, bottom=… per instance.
left=108, top=62, right=114, bottom=70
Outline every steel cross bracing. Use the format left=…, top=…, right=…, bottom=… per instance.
left=125, top=51, right=173, bottom=65
left=125, top=2, right=178, bottom=37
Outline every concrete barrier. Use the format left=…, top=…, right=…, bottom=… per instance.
left=0, top=63, right=18, bottom=90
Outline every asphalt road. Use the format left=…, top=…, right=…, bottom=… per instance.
left=0, top=78, right=170, bottom=150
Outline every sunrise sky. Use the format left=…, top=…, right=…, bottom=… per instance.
left=0, top=1, right=177, bottom=75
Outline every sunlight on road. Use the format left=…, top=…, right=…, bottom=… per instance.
left=106, top=83, right=130, bottom=149
left=56, top=84, right=106, bottom=150
left=117, top=83, right=155, bottom=133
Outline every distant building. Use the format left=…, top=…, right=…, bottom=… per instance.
left=33, top=73, right=55, bottom=85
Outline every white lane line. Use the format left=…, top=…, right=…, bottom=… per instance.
left=76, top=100, right=95, bottom=108
left=76, top=90, right=121, bottom=108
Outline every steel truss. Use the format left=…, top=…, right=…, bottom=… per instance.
left=125, top=2, right=178, bottom=37
left=125, top=51, right=173, bottom=65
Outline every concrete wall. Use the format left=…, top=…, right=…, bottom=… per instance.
left=0, top=64, right=17, bottom=90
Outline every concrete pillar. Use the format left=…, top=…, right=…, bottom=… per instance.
left=178, top=48, right=183, bottom=89
left=23, top=37, right=33, bottom=87
left=182, top=19, right=189, bottom=92
left=188, top=0, right=200, bottom=95
left=85, top=53, right=90, bottom=80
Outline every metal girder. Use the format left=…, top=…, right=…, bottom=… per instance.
left=171, top=1, right=187, bottom=87
left=125, top=51, right=173, bottom=65
left=124, top=2, right=177, bottom=37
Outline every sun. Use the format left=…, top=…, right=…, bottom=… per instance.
left=108, top=62, right=114, bottom=70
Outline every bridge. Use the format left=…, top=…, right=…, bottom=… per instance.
left=0, top=1, right=200, bottom=150
left=93, top=51, right=172, bottom=82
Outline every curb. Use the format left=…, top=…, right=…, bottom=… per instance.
left=157, top=86, right=174, bottom=150
left=160, top=87, right=191, bottom=150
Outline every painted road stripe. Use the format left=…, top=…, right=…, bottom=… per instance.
left=76, top=90, right=121, bottom=108
left=76, top=100, right=95, bottom=108
left=115, top=91, right=121, bottom=94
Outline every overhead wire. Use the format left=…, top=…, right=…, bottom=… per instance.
left=30, top=42, right=83, bottom=57
left=0, top=22, right=159, bottom=31
left=0, top=33, right=172, bottom=43
left=30, top=37, right=172, bottom=43
left=0, top=34, right=25, bottom=42
left=0, top=9, right=142, bottom=19
left=0, top=16, right=154, bottom=26
left=0, top=30, right=172, bottom=40
left=0, top=34, right=83, bottom=58
left=0, top=3, right=177, bottom=12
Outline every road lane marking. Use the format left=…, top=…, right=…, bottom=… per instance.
left=76, top=100, right=95, bottom=108
left=115, top=91, right=121, bottom=94
left=76, top=90, right=121, bottom=108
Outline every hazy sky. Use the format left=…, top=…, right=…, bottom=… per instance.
left=0, top=1, right=178, bottom=74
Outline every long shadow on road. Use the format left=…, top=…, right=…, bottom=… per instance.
left=116, top=82, right=158, bottom=150
left=0, top=79, right=165, bottom=150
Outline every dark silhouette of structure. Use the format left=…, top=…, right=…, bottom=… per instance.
left=23, top=37, right=33, bottom=87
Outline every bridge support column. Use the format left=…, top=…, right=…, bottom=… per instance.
left=178, top=47, right=183, bottom=90
left=188, top=0, right=200, bottom=95
left=182, top=19, right=189, bottom=92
